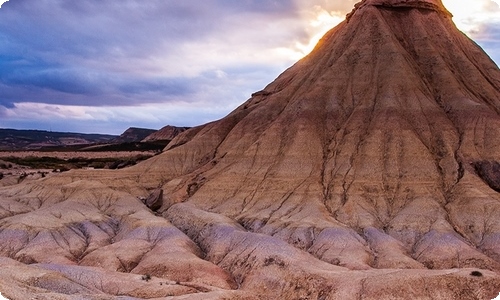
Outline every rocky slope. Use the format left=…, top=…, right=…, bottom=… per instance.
left=142, top=125, right=190, bottom=143
left=1, top=0, right=500, bottom=299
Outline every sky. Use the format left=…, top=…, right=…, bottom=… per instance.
left=0, top=0, right=499, bottom=134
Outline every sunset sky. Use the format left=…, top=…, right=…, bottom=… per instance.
left=0, top=0, right=499, bottom=134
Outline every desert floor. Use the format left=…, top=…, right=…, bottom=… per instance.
left=0, top=151, right=156, bottom=187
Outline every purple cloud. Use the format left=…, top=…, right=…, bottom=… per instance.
left=0, top=0, right=498, bottom=133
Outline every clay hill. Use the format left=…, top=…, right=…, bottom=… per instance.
left=1, top=0, right=500, bottom=299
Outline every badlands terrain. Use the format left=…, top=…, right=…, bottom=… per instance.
left=1, top=0, right=500, bottom=299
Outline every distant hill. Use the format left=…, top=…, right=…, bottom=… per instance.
left=84, top=126, right=190, bottom=152
left=112, top=127, right=157, bottom=143
left=0, top=126, right=191, bottom=151
left=0, top=129, right=117, bottom=150
left=142, top=125, right=190, bottom=142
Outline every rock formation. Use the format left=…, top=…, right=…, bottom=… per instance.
left=112, top=127, right=157, bottom=143
left=1, top=0, right=500, bottom=299
left=142, top=125, right=190, bottom=143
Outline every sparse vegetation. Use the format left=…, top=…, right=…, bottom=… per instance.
left=1, top=154, right=153, bottom=171
left=0, top=162, right=11, bottom=169
left=0, top=172, right=3, bottom=180
left=81, top=141, right=167, bottom=152
left=263, top=256, right=286, bottom=268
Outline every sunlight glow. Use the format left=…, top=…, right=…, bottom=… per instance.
left=289, top=1, right=500, bottom=60
left=442, top=0, right=500, bottom=35
left=285, top=6, right=345, bottom=60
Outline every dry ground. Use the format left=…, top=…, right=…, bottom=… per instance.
left=0, top=151, right=156, bottom=187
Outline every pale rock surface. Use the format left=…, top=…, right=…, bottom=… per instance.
left=1, top=0, right=500, bottom=299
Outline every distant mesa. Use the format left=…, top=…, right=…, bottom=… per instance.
left=111, top=127, right=157, bottom=143
left=142, top=125, right=190, bottom=143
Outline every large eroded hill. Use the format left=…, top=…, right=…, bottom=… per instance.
left=0, top=0, right=500, bottom=299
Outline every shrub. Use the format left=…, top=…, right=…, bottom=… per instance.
left=470, top=271, right=483, bottom=277
left=17, top=172, right=27, bottom=183
left=141, top=274, right=151, bottom=282
left=89, top=161, right=106, bottom=169
left=59, top=166, right=70, bottom=172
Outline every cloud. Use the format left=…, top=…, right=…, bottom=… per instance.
left=441, top=0, right=500, bottom=64
left=0, top=0, right=498, bottom=133
left=469, top=22, right=500, bottom=64
left=0, top=101, right=234, bottom=134
left=0, top=1, right=306, bottom=107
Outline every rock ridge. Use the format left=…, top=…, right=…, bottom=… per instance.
left=347, top=0, right=452, bottom=21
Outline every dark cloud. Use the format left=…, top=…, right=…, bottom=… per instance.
left=0, top=0, right=305, bottom=111
left=0, top=0, right=297, bottom=59
left=117, top=77, right=194, bottom=97
left=0, top=0, right=498, bottom=134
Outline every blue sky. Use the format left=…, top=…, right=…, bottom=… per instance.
left=0, top=0, right=499, bottom=134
